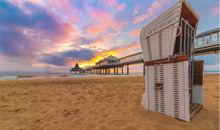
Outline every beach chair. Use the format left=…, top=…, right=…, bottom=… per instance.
left=140, top=0, right=203, bottom=122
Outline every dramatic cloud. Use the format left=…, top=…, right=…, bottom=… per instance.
left=0, top=1, right=73, bottom=60
left=40, top=49, right=96, bottom=66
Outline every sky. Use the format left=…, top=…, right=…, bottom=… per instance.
left=0, top=0, right=219, bottom=72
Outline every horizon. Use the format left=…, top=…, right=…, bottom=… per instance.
left=0, top=0, right=219, bottom=73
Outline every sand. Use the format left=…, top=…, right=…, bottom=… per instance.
left=0, top=75, right=219, bottom=130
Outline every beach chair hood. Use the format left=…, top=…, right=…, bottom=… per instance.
left=140, top=0, right=199, bottom=61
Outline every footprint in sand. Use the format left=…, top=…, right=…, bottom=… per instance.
left=63, top=109, right=80, bottom=118
left=34, top=117, right=47, bottom=125
left=8, top=107, right=27, bottom=113
left=71, top=92, right=78, bottom=95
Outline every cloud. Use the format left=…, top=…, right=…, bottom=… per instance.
left=40, top=49, right=96, bottom=66
left=87, top=25, right=104, bottom=34
left=87, top=8, right=126, bottom=34
left=133, top=9, right=138, bottom=16
left=99, top=0, right=127, bottom=11
left=112, top=41, right=140, bottom=52
left=0, top=26, right=37, bottom=58
left=133, top=0, right=171, bottom=24
left=0, top=1, right=73, bottom=59
left=129, top=29, right=140, bottom=37
left=117, top=3, right=127, bottom=11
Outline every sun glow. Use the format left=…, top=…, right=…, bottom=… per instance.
left=73, top=50, right=120, bottom=68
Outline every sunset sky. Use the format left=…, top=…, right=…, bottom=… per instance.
left=0, top=0, right=219, bottom=72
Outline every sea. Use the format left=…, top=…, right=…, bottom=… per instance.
left=1, top=61, right=219, bottom=80
left=0, top=71, right=145, bottom=80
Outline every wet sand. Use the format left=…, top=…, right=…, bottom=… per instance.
left=0, top=75, right=219, bottom=130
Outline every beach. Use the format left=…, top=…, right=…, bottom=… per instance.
left=0, top=74, right=219, bottom=130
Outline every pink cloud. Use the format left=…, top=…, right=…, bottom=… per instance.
left=9, top=0, right=45, bottom=6
left=106, top=0, right=117, bottom=7
left=99, top=0, right=127, bottom=11
left=89, top=33, right=114, bottom=47
left=117, top=3, right=127, bottom=11
left=63, top=22, right=74, bottom=35
left=87, top=25, right=104, bottom=34
left=133, top=0, right=171, bottom=24
left=113, top=41, right=141, bottom=57
left=129, top=29, right=140, bottom=37
left=87, top=9, right=127, bottom=34
left=71, top=15, right=80, bottom=23
left=48, top=0, right=81, bottom=24
left=212, top=6, right=219, bottom=16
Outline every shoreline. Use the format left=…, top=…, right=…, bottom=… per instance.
left=0, top=73, right=219, bottom=81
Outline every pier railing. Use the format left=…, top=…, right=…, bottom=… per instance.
left=84, top=28, right=219, bottom=73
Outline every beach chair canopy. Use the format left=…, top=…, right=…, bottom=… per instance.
left=140, top=0, right=199, bottom=62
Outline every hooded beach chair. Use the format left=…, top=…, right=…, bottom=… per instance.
left=140, top=0, right=204, bottom=122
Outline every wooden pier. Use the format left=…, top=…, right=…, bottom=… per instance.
left=85, top=52, right=144, bottom=75
left=84, top=27, right=219, bottom=75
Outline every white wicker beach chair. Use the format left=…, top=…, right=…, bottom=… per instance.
left=140, top=0, right=203, bottom=122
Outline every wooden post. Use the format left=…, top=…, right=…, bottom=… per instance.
left=114, top=67, right=115, bottom=74
left=116, top=68, right=118, bottom=75
left=127, top=65, right=129, bottom=75
left=143, top=65, right=145, bottom=75
left=122, top=67, right=123, bottom=75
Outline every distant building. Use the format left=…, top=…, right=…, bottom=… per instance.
left=95, top=55, right=118, bottom=66
left=70, top=63, right=84, bottom=73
